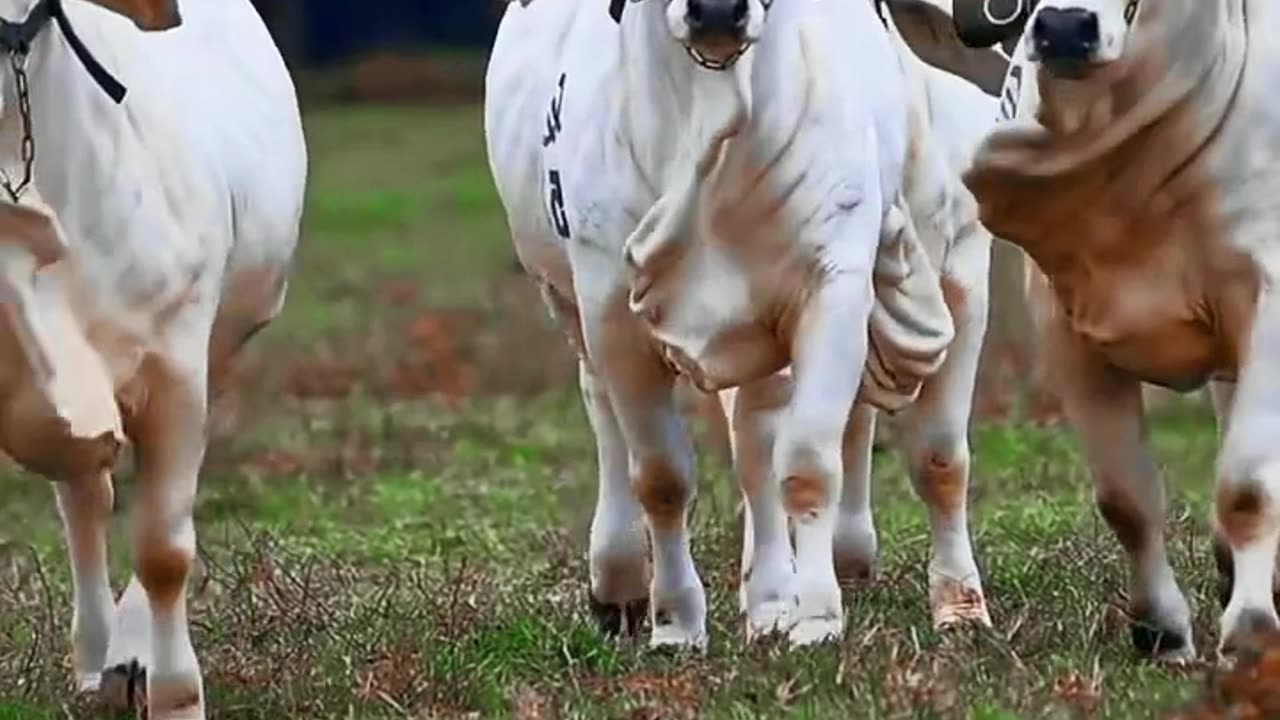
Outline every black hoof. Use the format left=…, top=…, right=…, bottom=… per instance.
left=1130, top=612, right=1189, bottom=658
left=1213, top=536, right=1235, bottom=610
left=588, top=591, right=648, bottom=637
left=834, top=557, right=876, bottom=589
left=99, top=658, right=147, bottom=713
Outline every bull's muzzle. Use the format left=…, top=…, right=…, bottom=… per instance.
left=1032, top=6, right=1101, bottom=75
left=686, top=0, right=748, bottom=41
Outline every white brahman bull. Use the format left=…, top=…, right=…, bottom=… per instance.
left=964, top=0, right=1280, bottom=660
left=487, top=0, right=998, bottom=648
left=0, top=0, right=305, bottom=715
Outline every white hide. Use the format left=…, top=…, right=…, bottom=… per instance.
left=486, top=0, right=996, bottom=649
left=0, top=1, right=306, bottom=716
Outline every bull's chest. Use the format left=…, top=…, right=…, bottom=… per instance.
left=1050, top=249, right=1227, bottom=389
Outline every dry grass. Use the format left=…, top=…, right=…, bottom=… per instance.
left=0, top=103, right=1248, bottom=719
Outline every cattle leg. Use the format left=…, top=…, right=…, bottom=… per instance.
left=100, top=576, right=152, bottom=711
left=1048, top=319, right=1194, bottom=661
left=727, top=373, right=798, bottom=640
left=1216, top=295, right=1280, bottom=654
left=121, top=354, right=209, bottom=718
left=581, top=360, right=650, bottom=636
left=899, top=273, right=991, bottom=628
left=777, top=272, right=876, bottom=647
left=53, top=472, right=116, bottom=693
left=582, top=307, right=706, bottom=649
left=834, top=404, right=879, bottom=585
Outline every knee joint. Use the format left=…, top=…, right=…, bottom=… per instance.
left=1095, top=487, right=1148, bottom=553
left=778, top=440, right=838, bottom=519
left=135, top=530, right=194, bottom=607
left=912, top=442, right=969, bottom=514
left=632, top=458, right=691, bottom=528
left=1215, top=456, right=1280, bottom=545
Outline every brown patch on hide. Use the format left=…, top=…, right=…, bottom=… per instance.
left=136, top=540, right=192, bottom=608
left=782, top=474, right=827, bottom=519
left=632, top=457, right=690, bottom=530
left=1216, top=485, right=1267, bottom=546
left=88, top=0, right=182, bottom=30
left=1096, top=490, right=1147, bottom=553
left=917, top=452, right=967, bottom=515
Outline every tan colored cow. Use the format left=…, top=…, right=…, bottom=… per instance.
left=964, top=0, right=1279, bottom=659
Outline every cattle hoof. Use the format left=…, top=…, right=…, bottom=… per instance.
left=145, top=673, right=205, bottom=720
left=587, top=591, right=648, bottom=638
left=98, top=659, right=146, bottom=714
left=1131, top=618, right=1193, bottom=661
left=834, top=555, right=877, bottom=588
left=744, top=600, right=793, bottom=642
left=787, top=614, right=843, bottom=648
left=1213, top=536, right=1235, bottom=610
left=648, top=624, right=708, bottom=652
left=930, top=580, right=992, bottom=629
left=1220, top=609, right=1280, bottom=659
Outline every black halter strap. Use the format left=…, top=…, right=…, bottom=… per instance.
left=0, top=0, right=127, bottom=103
left=609, top=0, right=625, bottom=23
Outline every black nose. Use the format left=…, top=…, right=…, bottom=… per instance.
left=686, top=0, right=748, bottom=38
left=1032, top=7, right=1100, bottom=62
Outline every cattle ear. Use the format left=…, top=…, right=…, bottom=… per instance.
left=887, top=0, right=1011, bottom=95
left=951, top=0, right=1027, bottom=48
left=85, top=0, right=182, bottom=31
left=0, top=200, right=68, bottom=267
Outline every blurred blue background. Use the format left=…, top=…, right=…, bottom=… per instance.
left=254, top=0, right=502, bottom=66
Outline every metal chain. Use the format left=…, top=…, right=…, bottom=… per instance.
left=1, top=50, right=34, bottom=203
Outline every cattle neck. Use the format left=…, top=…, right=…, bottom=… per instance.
left=0, top=0, right=125, bottom=201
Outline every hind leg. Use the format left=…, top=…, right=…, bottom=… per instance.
left=728, top=374, right=799, bottom=640
left=53, top=472, right=117, bottom=694
left=834, top=404, right=878, bottom=585
left=898, top=272, right=990, bottom=628
left=582, top=360, right=651, bottom=636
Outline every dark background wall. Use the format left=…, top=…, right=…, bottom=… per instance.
left=252, top=0, right=503, bottom=66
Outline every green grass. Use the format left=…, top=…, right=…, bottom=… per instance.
left=0, top=103, right=1244, bottom=719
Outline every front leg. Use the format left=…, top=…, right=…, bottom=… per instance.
left=117, top=348, right=211, bottom=718
left=1044, top=311, right=1194, bottom=661
left=1216, top=287, right=1280, bottom=654
left=777, top=268, right=877, bottom=647
left=582, top=295, right=706, bottom=650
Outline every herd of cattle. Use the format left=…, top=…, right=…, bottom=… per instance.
left=0, top=0, right=1277, bottom=717
left=486, top=0, right=1280, bottom=680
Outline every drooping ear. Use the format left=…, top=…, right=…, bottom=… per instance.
left=950, top=0, right=1030, bottom=48
left=0, top=200, right=68, bottom=268
left=84, top=0, right=182, bottom=31
left=886, top=0, right=1011, bottom=96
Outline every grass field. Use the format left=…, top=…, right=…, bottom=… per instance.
left=0, top=104, right=1258, bottom=719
